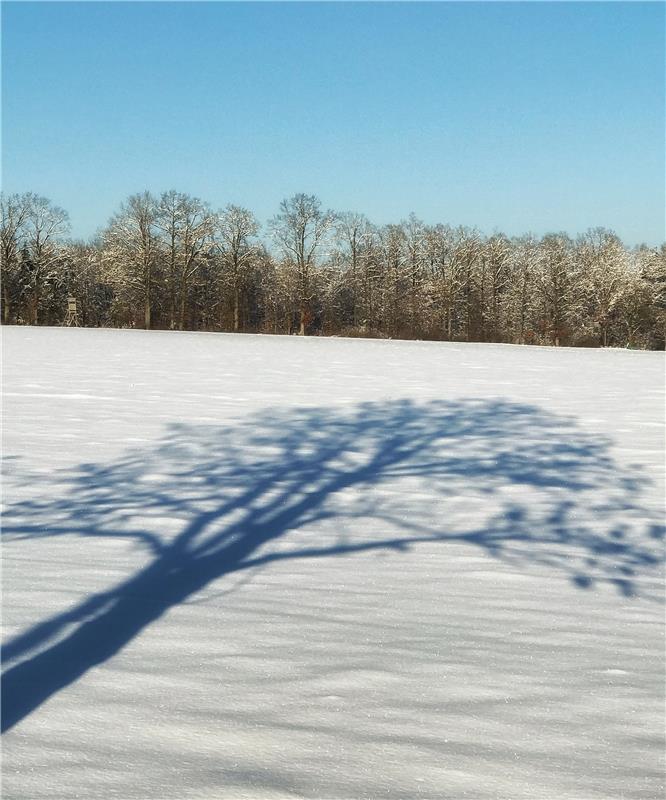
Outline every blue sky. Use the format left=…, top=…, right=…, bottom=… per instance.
left=2, top=1, right=664, bottom=244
